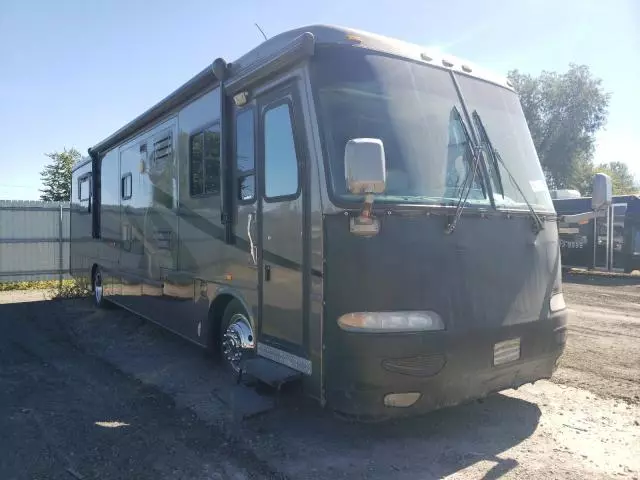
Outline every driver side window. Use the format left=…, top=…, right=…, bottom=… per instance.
left=446, top=111, right=482, bottom=196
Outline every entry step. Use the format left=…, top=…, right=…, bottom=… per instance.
left=240, top=356, right=303, bottom=390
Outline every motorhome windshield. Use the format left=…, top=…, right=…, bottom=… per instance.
left=311, top=46, right=554, bottom=212
left=459, top=76, right=554, bottom=212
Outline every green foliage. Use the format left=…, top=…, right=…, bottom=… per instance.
left=590, top=161, right=639, bottom=195
left=508, top=65, right=610, bottom=190
left=0, top=279, right=89, bottom=298
left=39, top=148, right=81, bottom=202
left=0, top=279, right=75, bottom=291
left=49, top=280, right=90, bottom=299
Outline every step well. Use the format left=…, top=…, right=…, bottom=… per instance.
left=240, top=356, right=303, bottom=390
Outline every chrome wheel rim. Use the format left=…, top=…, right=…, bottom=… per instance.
left=95, top=273, right=103, bottom=304
left=222, top=314, right=255, bottom=373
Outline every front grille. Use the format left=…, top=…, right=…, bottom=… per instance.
left=382, top=354, right=446, bottom=377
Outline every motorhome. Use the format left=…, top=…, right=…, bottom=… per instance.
left=71, top=25, right=568, bottom=418
left=554, top=195, right=640, bottom=273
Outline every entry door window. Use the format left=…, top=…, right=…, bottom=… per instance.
left=235, top=109, right=255, bottom=202
left=263, top=102, right=299, bottom=200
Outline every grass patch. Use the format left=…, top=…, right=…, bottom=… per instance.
left=0, top=279, right=76, bottom=292
left=0, top=279, right=90, bottom=299
left=50, top=280, right=90, bottom=299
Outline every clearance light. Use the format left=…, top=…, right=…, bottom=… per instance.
left=384, top=392, right=421, bottom=408
left=345, top=34, right=362, bottom=44
left=233, top=91, right=249, bottom=107
left=337, top=311, right=444, bottom=333
left=549, top=293, right=566, bottom=312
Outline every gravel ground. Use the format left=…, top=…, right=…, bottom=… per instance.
left=0, top=277, right=638, bottom=479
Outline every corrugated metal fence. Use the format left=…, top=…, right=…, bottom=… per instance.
left=0, top=200, right=70, bottom=283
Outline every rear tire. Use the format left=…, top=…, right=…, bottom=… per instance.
left=92, top=267, right=111, bottom=309
left=219, top=299, right=255, bottom=374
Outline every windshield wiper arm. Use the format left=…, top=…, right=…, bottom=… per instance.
left=445, top=106, right=482, bottom=235
left=472, top=110, right=544, bottom=234
left=472, top=110, right=505, bottom=200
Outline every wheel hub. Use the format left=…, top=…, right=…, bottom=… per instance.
left=222, top=314, right=255, bottom=372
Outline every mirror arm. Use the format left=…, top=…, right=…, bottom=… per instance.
left=349, top=192, right=380, bottom=236
left=360, top=193, right=374, bottom=220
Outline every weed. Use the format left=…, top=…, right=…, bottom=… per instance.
left=0, top=279, right=89, bottom=299
left=49, top=280, right=90, bottom=299
left=0, top=279, right=75, bottom=292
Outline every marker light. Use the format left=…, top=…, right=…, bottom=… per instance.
left=337, top=311, right=444, bottom=333
left=233, top=91, right=249, bottom=106
left=549, top=293, right=566, bottom=312
left=345, top=34, right=362, bottom=44
left=384, top=392, right=421, bottom=408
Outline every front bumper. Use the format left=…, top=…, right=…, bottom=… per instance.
left=324, top=310, right=568, bottom=419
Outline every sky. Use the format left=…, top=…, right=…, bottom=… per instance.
left=0, top=0, right=638, bottom=200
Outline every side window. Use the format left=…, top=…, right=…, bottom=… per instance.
left=78, top=174, right=91, bottom=201
left=264, top=102, right=299, bottom=200
left=121, top=173, right=132, bottom=200
left=190, top=125, right=221, bottom=196
left=235, top=109, right=255, bottom=202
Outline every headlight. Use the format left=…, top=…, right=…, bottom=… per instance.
left=337, top=311, right=444, bottom=333
left=549, top=293, right=566, bottom=312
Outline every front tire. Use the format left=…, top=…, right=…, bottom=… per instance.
left=219, top=300, right=255, bottom=374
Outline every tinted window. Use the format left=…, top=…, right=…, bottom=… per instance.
left=121, top=173, right=132, bottom=199
left=457, top=74, right=554, bottom=212
left=310, top=47, right=484, bottom=206
left=264, top=103, right=299, bottom=199
left=235, top=109, right=255, bottom=201
left=190, top=125, right=220, bottom=196
left=238, top=175, right=255, bottom=202
left=78, top=174, right=91, bottom=201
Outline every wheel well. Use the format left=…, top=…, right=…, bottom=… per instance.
left=90, top=264, right=99, bottom=291
left=207, top=294, right=235, bottom=350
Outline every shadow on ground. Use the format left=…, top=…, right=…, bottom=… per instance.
left=563, top=271, right=640, bottom=286
left=0, top=298, right=542, bottom=479
left=243, top=387, right=539, bottom=479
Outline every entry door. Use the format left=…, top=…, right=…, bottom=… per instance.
left=257, top=84, right=308, bottom=356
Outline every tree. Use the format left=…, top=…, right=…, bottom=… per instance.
left=39, top=148, right=81, bottom=202
left=508, top=65, right=610, bottom=190
left=588, top=161, right=638, bottom=195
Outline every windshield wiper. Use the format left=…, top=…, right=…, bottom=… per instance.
left=472, top=110, right=545, bottom=234
left=445, top=106, right=483, bottom=234
left=472, top=111, right=505, bottom=200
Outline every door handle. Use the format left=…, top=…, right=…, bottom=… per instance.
left=247, top=212, right=257, bottom=266
left=264, top=264, right=271, bottom=282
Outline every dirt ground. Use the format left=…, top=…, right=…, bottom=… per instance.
left=557, top=275, right=640, bottom=405
left=0, top=277, right=638, bottom=479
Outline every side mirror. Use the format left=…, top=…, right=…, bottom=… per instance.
left=592, top=173, right=612, bottom=210
left=344, top=138, right=386, bottom=194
